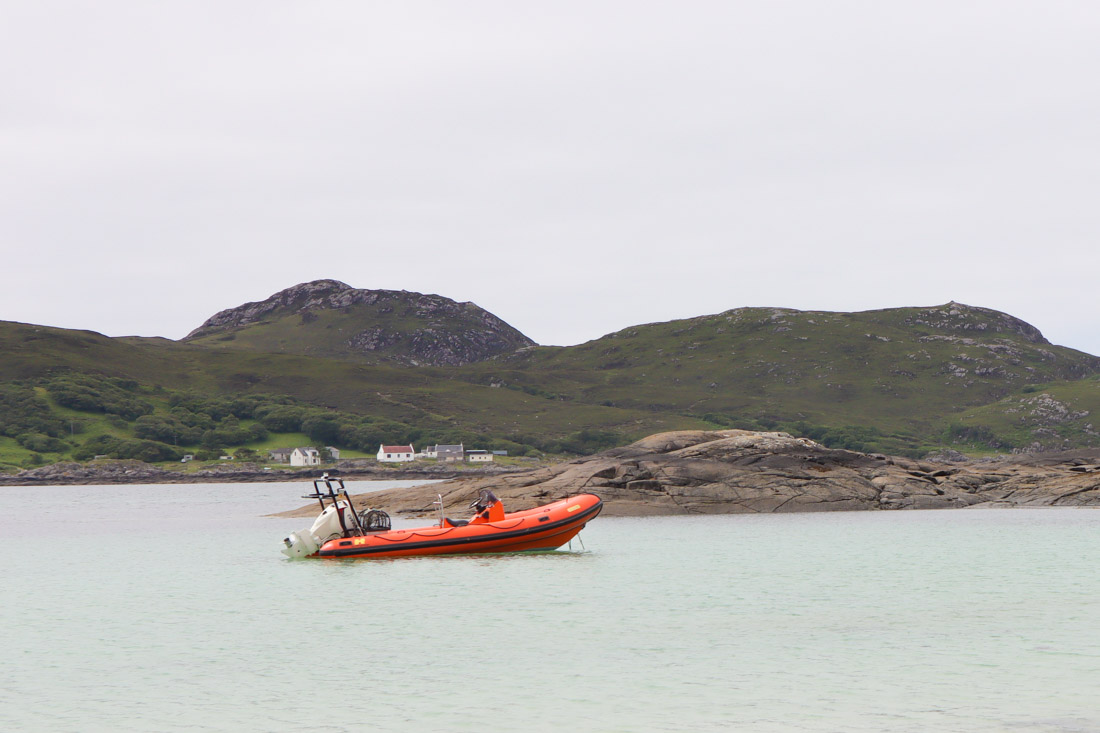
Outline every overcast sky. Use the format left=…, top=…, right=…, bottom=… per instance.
left=2, top=1, right=1098, bottom=354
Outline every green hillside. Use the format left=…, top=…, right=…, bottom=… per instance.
left=2, top=297, right=1098, bottom=471
left=0, top=319, right=706, bottom=470
left=463, top=303, right=1100, bottom=453
left=943, top=376, right=1100, bottom=452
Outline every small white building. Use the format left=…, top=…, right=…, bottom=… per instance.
left=466, top=450, right=494, bottom=463
left=377, top=444, right=415, bottom=462
left=421, top=445, right=438, bottom=459
left=324, top=446, right=340, bottom=460
left=180, top=454, right=194, bottom=463
left=291, top=447, right=321, bottom=466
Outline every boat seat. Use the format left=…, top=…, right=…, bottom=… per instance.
left=442, top=518, right=469, bottom=528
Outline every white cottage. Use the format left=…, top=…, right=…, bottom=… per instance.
left=290, top=447, right=321, bottom=466
left=466, top=450, right=494, bottom=463
left=377, top=444, right=415, bottom=462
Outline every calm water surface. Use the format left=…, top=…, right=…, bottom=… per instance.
left=2, top=481, right=1098, bottom=732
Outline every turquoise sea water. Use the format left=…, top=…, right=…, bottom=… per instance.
left=2, top=481, right=1098, bottom=732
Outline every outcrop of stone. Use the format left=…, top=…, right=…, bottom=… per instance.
left=186, top=280, right=357, bottom=336
left=184, top=279, right=535, bottom=366
left=278, top=430, right=1100, bottom=518
left=904, top=302, right=1050, bottom=344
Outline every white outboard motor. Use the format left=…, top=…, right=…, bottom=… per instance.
left=281, top=528, right=319, bottom=559
left=281, top=500, right=356, bottom=559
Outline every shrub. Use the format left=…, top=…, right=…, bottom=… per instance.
left=301, top=415, right=342, bottom=444
left=170, top=407, right=215, bottom=430
left=259, top=406, right=305, bottom=432
left=73, top=435, right=184, bottom=462
left=16, top=433, right=67, bottom=453
left=47, top=374, right=153, bottom=420
left=0, top=384, right=66, bottom=438
left=133, top=415, right=203, bottom=445
left=943, top=423, right=1009, bottom=449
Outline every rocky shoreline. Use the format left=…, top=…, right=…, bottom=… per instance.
left=275, top=429, right=1100, bottom=519
left=0, top=458, right=532, bottom=486
left=8, top=430, right=1100, bottom=518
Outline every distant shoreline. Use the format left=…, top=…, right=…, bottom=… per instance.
left=0, top=460, right=537, bottom=487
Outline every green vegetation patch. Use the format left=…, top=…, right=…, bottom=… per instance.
left=46, top=374, right=153, bottom=420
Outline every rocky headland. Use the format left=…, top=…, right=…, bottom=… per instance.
left=277, top=429, right=1100, bottom=518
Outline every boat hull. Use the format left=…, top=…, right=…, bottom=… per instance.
left=316, top=494, right=602, bottom=559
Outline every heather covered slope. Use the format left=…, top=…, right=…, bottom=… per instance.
left=470, top=302, right=1100, bottom=453
left=184, top=280, right=535, bottom=366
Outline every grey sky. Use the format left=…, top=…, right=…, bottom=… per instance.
left=2, top=1, right=1098, bottom=353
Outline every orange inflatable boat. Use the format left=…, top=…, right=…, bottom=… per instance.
left=281, top=475, right=602, bottom=560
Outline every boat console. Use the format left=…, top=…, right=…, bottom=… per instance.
left=468, top=489, right=505, bottom=524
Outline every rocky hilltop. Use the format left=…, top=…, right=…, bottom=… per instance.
left=901, top=302, right=1050, bottom=343
left=184, top=280, right=535, bottom=366
left=280, top=430, right=1100, bottom=518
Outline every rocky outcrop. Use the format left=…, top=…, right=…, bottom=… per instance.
left=5, top=460, right=180, bottom=484
left=905, top=302, right=1050, bottom=344
left=186, top=280, right=359, bottom=336
left=183, top=280, right=535, bottom=366
left=278, top=430, right=1100, bottom=518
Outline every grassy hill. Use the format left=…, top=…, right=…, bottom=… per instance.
left=0, top=319, right=706, bottom=470
left=3, top=297, right=1099, bottom=471
left=462, top=302, right=1100, bottom=454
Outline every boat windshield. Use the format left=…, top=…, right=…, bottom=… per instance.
left=472, top=489, right=499, bottom=511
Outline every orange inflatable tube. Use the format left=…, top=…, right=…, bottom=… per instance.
left=316, top=493, right=602, bottom=559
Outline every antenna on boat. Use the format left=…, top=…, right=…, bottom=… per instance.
left=433, top=493, right=445, bottom=527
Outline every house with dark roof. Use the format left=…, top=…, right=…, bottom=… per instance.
left=434, top=444, right=464, bottom=462
left=268, top=448, right=294, bottom=463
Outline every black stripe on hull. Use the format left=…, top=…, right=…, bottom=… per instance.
left=317, top=500, right=603, bottom=558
